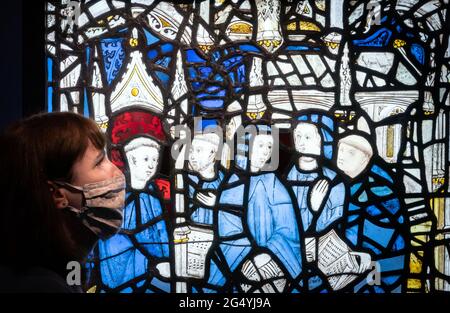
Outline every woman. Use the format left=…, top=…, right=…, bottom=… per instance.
left=0, top=112, right=126, bottom=293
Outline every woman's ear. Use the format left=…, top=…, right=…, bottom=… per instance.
left=47, top=181, right=69, bottom=209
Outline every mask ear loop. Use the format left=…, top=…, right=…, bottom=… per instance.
left=52, top=181, right=87, bottom=215
left=53, top=181, right=83, bottom=192
left=47, top=181, right=68, bottom=208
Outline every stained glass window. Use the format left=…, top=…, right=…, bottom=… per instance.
left=45, top=0, right=450, bottom=293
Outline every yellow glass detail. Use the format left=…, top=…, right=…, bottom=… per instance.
left=325, top=41, right=339, bottom=49
left=386, top=125, right=394, bottom=158
left=131, top=87, right=139, bottom=97
left=246, top=111, right=265, bottom=120
left=257, top=40, right=282, bottom=49
left=129, top=38, right=139, bottom=47
left=229, top=23, right=253, bottom=34
left=159, top=17, right=172, bottom=28
left=432, top=177, right=445, bottom=185
left=299, top=21, right=320, bottom=32
left=316, top=0, right=326, bottom=11
left=98, top=121, right=109, bottom=131
left=407, top=279, right=422, bottom=289
left=199, top=45, right=213, bottom=53
left=287, top=22, right=296, bottom=31
left=393, top=39, right=406, bottom=48
left=409, top=253, right=422, bottom=274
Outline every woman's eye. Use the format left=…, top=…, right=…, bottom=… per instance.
left=95, top=157, right=105, bottom=167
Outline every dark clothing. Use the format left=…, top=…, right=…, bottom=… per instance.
left=0, top=265, right=83, bottom=293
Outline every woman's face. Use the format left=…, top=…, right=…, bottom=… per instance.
left=56, top=140, right=123, bottom=260
left=71, top=140, right=122, bottom=187
left=63, top=140, right=122, bottom=210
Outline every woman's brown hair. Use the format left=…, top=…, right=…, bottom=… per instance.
left=0, top=112, right=106, bottom=273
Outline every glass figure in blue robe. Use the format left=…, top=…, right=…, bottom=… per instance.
left=186, top=121, right=225, bottom=226
left=286, top=113, right=345, bottom=235
left=336, top=133, right=408, bottom=293
left=284, top=113, right=372, bottom=292
left=210, top=124, right=301, bottom=293
left=173, top=120, right=225, bottom=293
left=284, top=112, right=347, bottom=291
left=97, top=136, right=170, bottom=293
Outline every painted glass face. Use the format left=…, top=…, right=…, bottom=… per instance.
left=126, top=144, right=160, bottom=189
left=337, top=142, right=369, bottom=179
left=294, top=123, right=321, bottom=157
left=250, top=134, right=273, bottom=172
left=188, top=137, right=217, bottom=174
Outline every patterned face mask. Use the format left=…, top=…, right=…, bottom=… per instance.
left=54, top=174, right=126, bottom=240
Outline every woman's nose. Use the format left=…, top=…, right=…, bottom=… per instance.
left=110, top=161, right=122, bottom=177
